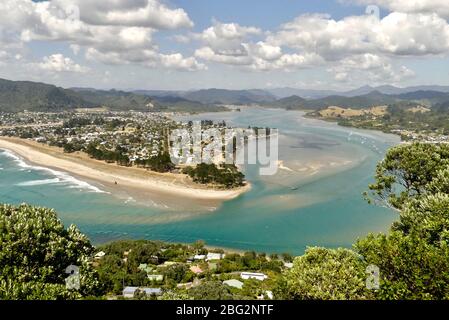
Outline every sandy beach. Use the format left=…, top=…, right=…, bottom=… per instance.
left=0, top=137, right=250, bottom=204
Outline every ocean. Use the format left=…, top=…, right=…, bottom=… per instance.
left=0, top=108, right=400, bottom=255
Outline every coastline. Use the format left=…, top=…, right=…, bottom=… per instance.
left=0, top=137, right=251, bottom=204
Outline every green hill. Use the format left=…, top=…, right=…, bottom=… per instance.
left=183, top=88, right=276, bottom=105
left=72, top=88, right=158, bottom=111
left=0, top=78, right=91, bottom=112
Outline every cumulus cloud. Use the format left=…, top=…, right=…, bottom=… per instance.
left=159, top=53, right=207, bottom=71
left=1, top=0, right=449, bottom=86
left=0, top=0, right=203, bottom=71
left=195, top=47, right=253, bottom=65
left=37, top=54, right=89, bottom=73
left=193, top=21, right=321, bottom=71
left=52, top=0, right=193, bottom=29
left=266, top=12, right=449, bottom=59
left=193, top=21, right=261, bottom=56
left=328, top=54, right=415, bottom=84
left=346, top=0, right=449, bottom=18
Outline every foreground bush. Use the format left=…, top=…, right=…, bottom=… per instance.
left=0, top=204, right=102, bottom=299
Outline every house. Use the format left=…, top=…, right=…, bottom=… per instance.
left=240, top=272, right=268, bottom=281
left=194, top=254, right=206, bottom=260
left=223, top=279, right=244, bottom=289
left=283, top=262, right=293, bottom=269
left=206, top=253, right=224, bottom=261
left=122, top=286, right=162, bottom=298
left=123, top=286, right=139, bottom=298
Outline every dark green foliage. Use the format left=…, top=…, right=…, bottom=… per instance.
left=85, top=143, right=131, bottom=167
left=183, top=163, right=245, bottom=188
left=366, top=143, right=449, bottom=209
left=0, top=204, right=102, bottom=299
left=189, top=281, right=235, bottom=300
left=164, top=264, right=194, bottom=283
left=283, top=248, right=371, bottom=300
left=356, top=232, right=449, bottom=300
left=0, top=78, right=91, bottom=112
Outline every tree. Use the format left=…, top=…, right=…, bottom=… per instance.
left=356, top=232, right=449, bottom=300
left=189, top=281, right=234, bottom=300
left=0, top=204, right=103, bottom=300
left=427, top=168, right=449, bottom=195
left=283, top=247, right=372, bottom=300
left=365, top=143, right=449, bottom=209
left=164, top=264, right=193, bottom=284
left=392, top=193, right=449, bottom=244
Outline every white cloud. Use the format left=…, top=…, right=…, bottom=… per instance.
left=266, top=12, right=449, bottom=59
left=244, top=42, right=283, bottom=61
left=193, top=21, right=322, bottom=71
left=0, top=0, right=202, bottom=72
left=195, top=47, right=253, bottom=65
left=194, top=21, right=261, bottom=56
left=347, top=0, right=449, bottom=18
left=328, top=54, right=415, bottom=84
left=38, top=54, right=89, bottom=73
left=159, top=53, right=207, bottom=71
left=52, top=0, right=193, bottom=29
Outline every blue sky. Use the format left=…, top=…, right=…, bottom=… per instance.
left=1, top=0, right=449, bottom=90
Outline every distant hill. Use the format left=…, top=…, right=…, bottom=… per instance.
left=265, top=95, right=307, bottom=109
left=0, top=79, right=223, bottom=113
left=270, top=91, right=399, bottom=110
left=72, top=88, right=158, bottom=111
left=268, top=85, right=449, bottom=99
left=0, top=78, right=91, bottom=112
left=149, top=96, right=228, bottom=113
left=133, top=90, right=185, bottom=98
left=4, top=77, right=449, bottom=114
left=183, top=88, right=276, bottom=105
left=266, top=87, right=338, bottom=99
left=304, top=91, right=398, bottom=109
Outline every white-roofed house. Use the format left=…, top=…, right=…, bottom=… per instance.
left=122, top=287, right=162, bottom=298
left=206, top=253, right=224, bottom=261
left=194, top=254, right=206, bottom=260
left=240, top=272, right=268, bottom=281
left=123, top=286, right=138, bottom=298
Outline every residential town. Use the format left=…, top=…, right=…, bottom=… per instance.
left=0, top=111, right=256, bottom=187
left=92, top=239, right=293, bottom=300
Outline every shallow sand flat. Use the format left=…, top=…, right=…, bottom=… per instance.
left=0, top=137, right=250, bottom=203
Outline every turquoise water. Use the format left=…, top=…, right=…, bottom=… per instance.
left=0, top=109, right=399, bottom=255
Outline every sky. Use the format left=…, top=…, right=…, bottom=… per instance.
left=1, top=0, right=449, bottom=91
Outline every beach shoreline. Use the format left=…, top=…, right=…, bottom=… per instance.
left=0, top=137, right=251, bottom=204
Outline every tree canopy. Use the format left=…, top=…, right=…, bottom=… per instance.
left=0, top=204, right=102, bottom=299
left=283, top=247, right=371, bottom=300
left=365, top=143, right=449, bottom=209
